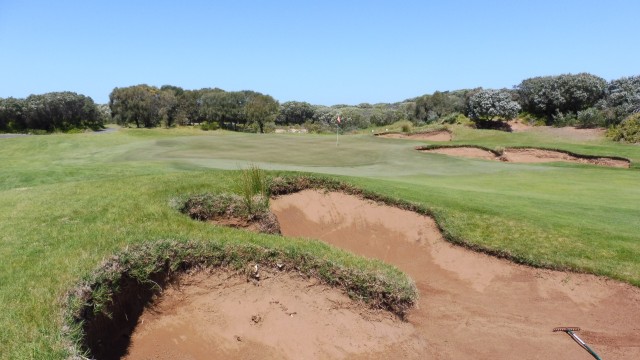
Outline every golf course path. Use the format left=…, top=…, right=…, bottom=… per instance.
left=271, top=190, right=640, bottom=360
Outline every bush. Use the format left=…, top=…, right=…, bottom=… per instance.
left=200, top=122, right=220, bottom=131
left=607, top=113, right=640, bottom=143
left=576, top=107, right=606, bottom=128
left=551, top=110, right=577, bottom=127
left=440, top=112, right=472, bottom=125
left=518, top=112, right=546, bottom=126
left=467, top=89, right=521, bottom=124
left=399, top=120, right=413, bottom=133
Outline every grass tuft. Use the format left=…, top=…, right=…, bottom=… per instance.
left=236, top=163, right=270, bottom=214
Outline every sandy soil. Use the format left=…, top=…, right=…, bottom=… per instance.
left=421, top=146, right=497, bottom=160
left=507, top=120, right=533, bottom=132
left=377, top=131, right=452, bottom=141
left=501, top=148, right=629, bottom=168
left=421, top=147, right=630, bottom=168
left=123, top=270, right=425, bottom=360
left=271, top=190, right=640, bottom=360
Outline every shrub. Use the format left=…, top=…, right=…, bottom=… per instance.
left=200, top=122, right=220, bottom=131
left=517, top=73, right=607, bottom=121
left=467, top=89, right=521, bottom=125
left=399, top=120, right=413, bottom=133
left=551, top=110, right=577, bottom=127
left=576, top=107, right=606, bottom=128
left=607, top=113, right=640, bottom=143
left=440, top=112, right=472, bottom=125
left=518, top=112, right=546, bottom=126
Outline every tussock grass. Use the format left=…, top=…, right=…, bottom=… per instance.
left=236, top=163, right=270, bottom=214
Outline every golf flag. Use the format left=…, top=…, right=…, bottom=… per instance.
left=337, top=115, right=341, bottom=124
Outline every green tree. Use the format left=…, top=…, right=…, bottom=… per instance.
left=467, top=89, right=521, bottom=127
left=109, top=85, right=160, bottom=128
left=0, top=97, right=26, bottom=131
left=245, top=93, right=279, bottom=133
left=604, top=76, right=640, bottom=124
left=199, top=90, right=246, bottom=129
left=517, top=73, right=607, bottom=123
left=276, top=101, right=316, bottom=125
left=414, top=91, right=465, bottom=122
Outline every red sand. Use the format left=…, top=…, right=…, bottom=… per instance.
left=422, top=146, right=497, bottom=160
left=123, top=270, right=424, bottom=359
left=271, top=190, right=640, bottom=359
left=421, top=147, right=630, bottom=168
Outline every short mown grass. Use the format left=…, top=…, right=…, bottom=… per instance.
left=1, top=127, right=640, bottom=358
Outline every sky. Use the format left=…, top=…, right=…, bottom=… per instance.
left=0, top=0, right=638, bottom=105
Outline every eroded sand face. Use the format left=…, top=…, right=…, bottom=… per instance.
left=271, top=190, right=640, bottom=360
left=123, top=270, right=424, bottom=360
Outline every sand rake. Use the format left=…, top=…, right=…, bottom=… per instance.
left=553, top=327, right=602, bottom=360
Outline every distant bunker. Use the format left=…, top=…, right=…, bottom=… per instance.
left=375, top=130, right=452, bottom=141
left=418, top=146, right=631, bottom=168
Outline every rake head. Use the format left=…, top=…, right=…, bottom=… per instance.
left=553, top=327, right=581, bottom=332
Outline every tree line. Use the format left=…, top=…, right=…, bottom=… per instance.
left=0, top=92, right=105, bottom=133
left=412, top=73, right=640, bottom=129
left=108, top=73, right=637, bottom=133
left=109, top=85, right=278, bottom=133
left=1, top=73, right=638, bottom=134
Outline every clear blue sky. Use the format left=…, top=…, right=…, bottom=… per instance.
left=1, top=0, right=638, bottom=105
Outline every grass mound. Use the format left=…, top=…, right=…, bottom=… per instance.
left=63, top=239, right=417, bottom=359
left=181, top=192, right=281, bottom=234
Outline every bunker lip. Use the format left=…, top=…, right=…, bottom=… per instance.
left=270, top=189, right=640, bottom=359
left=375, top=129, right=452, bottom=141
left=417, top=145, right=631, bottom=168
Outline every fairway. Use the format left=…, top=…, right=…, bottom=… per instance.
left=1, top=126, right=640, bottom=358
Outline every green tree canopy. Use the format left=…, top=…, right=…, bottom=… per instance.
left=467, top=89, right=521, bottom=124
left=245, top=92, right=279, bottom=133
left=517, top=73, right=607, bottom=122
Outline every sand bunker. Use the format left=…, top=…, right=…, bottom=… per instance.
left=123, top=269, right=423, bottom=360
left=421, top=146, right=630, bottom=168
left=422, top=146, right=497, bottom=160
left=376, top=130, right=452, bottom=141
left=271, top=190, right=640, bottom=359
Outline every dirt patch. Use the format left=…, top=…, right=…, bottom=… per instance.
left=507, top=120, right=533, bottom=132
left=123, top=269, right=424, bottom=360
left=376, top=130, right=452, bottom=141
left=271, top=190, right=640, bottom=359
left=420, top=146, right=630, bottom=168
left=207, top=213, right=281, bottom=234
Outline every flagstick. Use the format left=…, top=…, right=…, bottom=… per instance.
left=336, top=123, right=339, bottom=146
